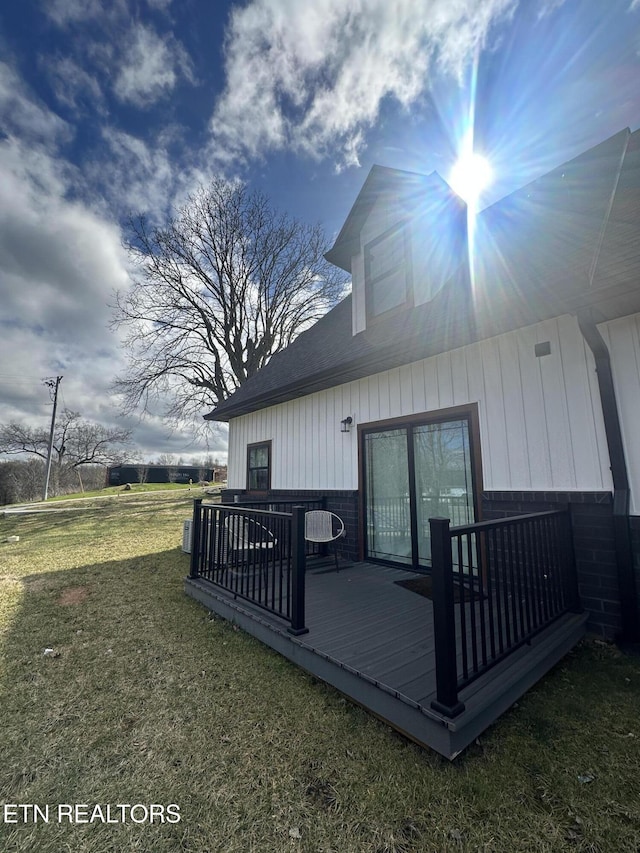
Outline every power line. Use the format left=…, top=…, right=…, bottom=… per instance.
left=0, top=376, right=57, bottom=385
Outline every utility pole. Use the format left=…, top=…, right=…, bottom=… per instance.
left=42, top=375, right=63, bottom=501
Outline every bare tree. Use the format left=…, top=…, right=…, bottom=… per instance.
left=112, top=179, right=348, bottom=423
left=155, top=453, right=177, bottom=466
left=0, top=459, right=45, bottom=505
left=0, top=410, right=131, bottom=468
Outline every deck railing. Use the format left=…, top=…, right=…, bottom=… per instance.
left=189, top=499, right=308, bottom=635
left=369, top=494, right=473, bottom=530
left=230, top=497, right=325, bottom=511
left=429, top=508, right=581, bottom=717
left=230, top=498, right=325, bottom=557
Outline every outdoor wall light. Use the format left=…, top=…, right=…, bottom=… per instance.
left=340, top=416, right=353, bottom=433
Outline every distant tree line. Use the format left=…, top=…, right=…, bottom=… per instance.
left=0, top=409, right=229, bottom=505
left=0, top=409, right=131, bottom=505
left=0, top=459, right=108, bottom=505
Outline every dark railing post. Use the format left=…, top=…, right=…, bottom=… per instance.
left=319, top=496, right=328, bottom=559
left=288, top=506, right=309, bottom=636
left=430, top=517, right=465, bottom=718
left=190, top=498, right=203, bottom=579
left=562, top=504, right=582, bottom=613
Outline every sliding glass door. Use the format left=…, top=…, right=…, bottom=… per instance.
left=413, top=419, right=475, bottom=565
left=364, top=428, right=412, bottom=564
left=363, top=412, right=478, bottom=569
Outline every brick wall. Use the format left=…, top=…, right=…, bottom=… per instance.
left=482, top=491, right=621, bottom=639
left=629, top=517, right=640, bottom=631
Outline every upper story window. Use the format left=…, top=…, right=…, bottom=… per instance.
left=247, top=441, right=271, bottom=492
left=364, top=223, right=411, bottom=320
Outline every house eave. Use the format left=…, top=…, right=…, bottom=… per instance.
left=205, top=277, right=640, bottom=423
left=206, top=307, right=475, bottom=421
left=323, top=238, right=357, bottom=273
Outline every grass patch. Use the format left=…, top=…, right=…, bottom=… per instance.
left=43, top=482, right=221, bottom=503
left=1, top=491, right=639, bottom=852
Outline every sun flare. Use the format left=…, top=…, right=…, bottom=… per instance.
left=449, top=152, right=493, bottom=207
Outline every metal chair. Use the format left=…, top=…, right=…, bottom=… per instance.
left=224, top=514, right=277, bottom=580
left=304, top=510, right=346, bottom=571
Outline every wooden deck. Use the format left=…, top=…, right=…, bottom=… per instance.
left=184, top=560, right=587, bottom=759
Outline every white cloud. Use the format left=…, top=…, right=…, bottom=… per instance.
left=210, top=0, right=516, bottom=168
left=0, top=133, right=130, bottom=414
left=41, top=2, right=195, bottom=114
left=114, top=23, right=194, bottom=108
left=44, top=0, right=126, bottom=27
left=0, top=62, right=71, bottom=144
left=0, top=132, right=214, bottom=458
left=536, top=0, right=566, bottom=16
left=44, top=55, right=105, bottom=113
left=89, top=127, right=177, bottom=216
left=122, top=414, right=227, bottom=464
left=0, top=142, right=127, bottom=292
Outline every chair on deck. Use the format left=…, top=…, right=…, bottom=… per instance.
left=304, top=510, right=346, bottom=572
left=224, top=515, right=277, bottom=578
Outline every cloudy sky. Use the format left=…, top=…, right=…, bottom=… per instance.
left=1, top=0, right=640, bottom=464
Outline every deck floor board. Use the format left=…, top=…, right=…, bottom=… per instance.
left=185, top=560, right=587, bottom=758
left=303, top=565, right=434, bottom=685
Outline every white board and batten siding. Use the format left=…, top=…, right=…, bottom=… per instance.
left=228, top=313, right=640, bottom=514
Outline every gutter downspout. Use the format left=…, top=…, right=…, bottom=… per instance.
left=576, top=130, right=638, bottom=642
left=577, top=313, right=638, bottom=642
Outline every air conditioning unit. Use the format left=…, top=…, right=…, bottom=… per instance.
left=182, top=519, right=192, bottom=553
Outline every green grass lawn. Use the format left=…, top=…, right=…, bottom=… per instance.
left=1, top=492, right=639, bottom=852
left=43, top=482, right=222, bottom=502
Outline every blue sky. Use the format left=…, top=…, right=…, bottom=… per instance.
left=1, top=0, right=640, bottom=463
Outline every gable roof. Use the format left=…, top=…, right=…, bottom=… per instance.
left=324, top=165, right=459, bottom=272
left=207, top=128, right=640, bottom=422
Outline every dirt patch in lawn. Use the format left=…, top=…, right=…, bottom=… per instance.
left=57, top=586, right=89, bottom=606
